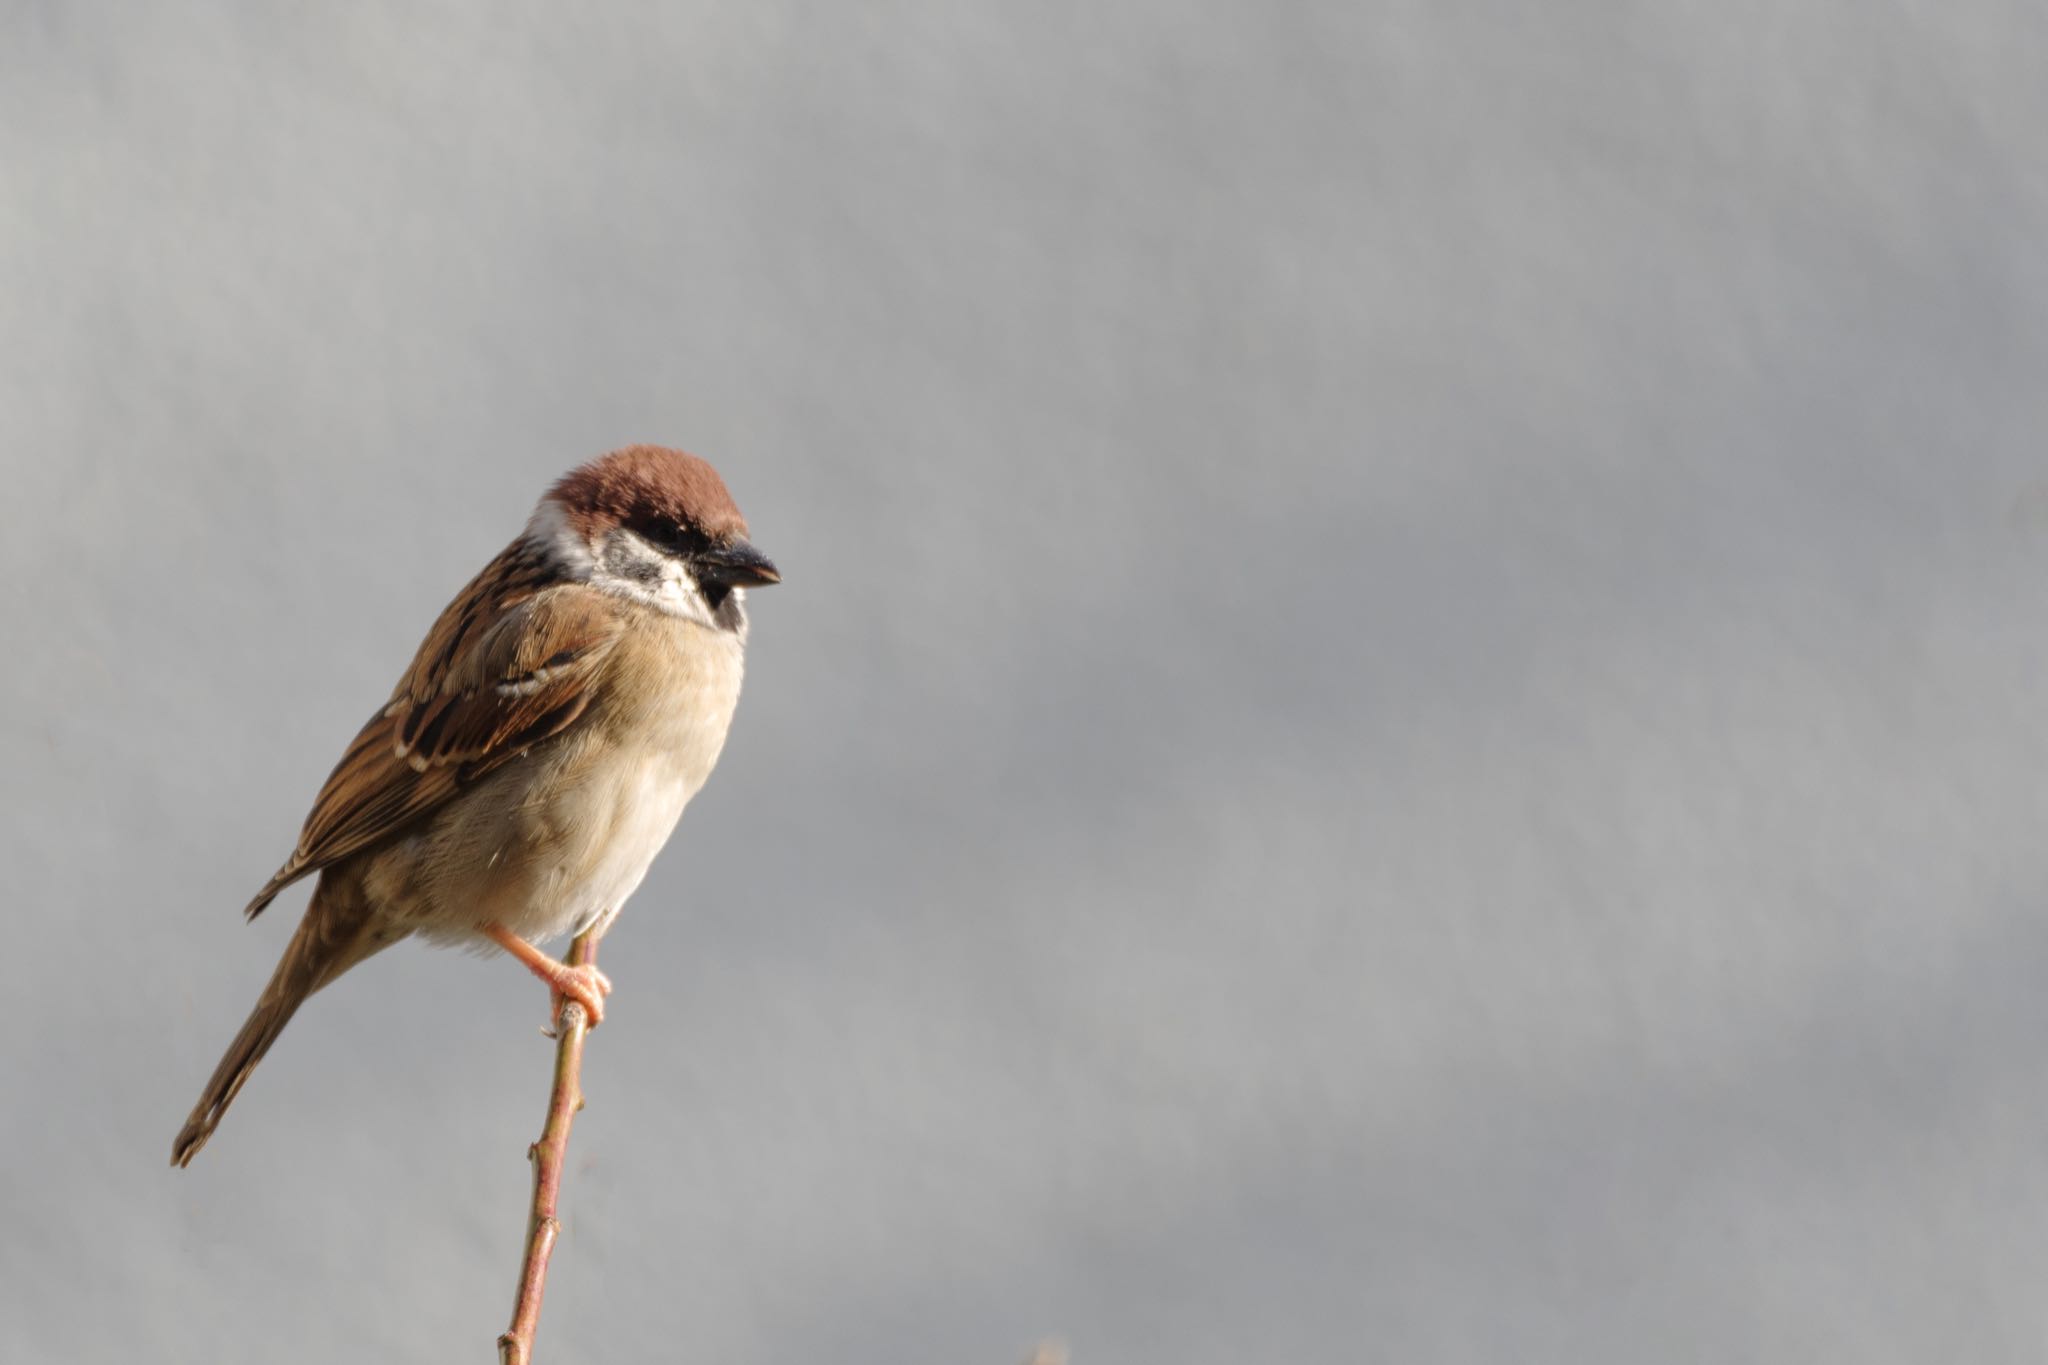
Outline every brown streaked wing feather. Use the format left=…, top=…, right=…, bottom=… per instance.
left=243, top=554, right=624, bottom=918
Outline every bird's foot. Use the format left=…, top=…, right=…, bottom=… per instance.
left=480, top=922, right=613, bottom=1030
left=546, top=962, right=612, bottom=1030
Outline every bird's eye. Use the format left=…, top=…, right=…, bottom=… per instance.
left=629, top=515, right=707, bottom=558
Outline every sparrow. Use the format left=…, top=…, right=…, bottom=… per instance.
left=171, top=445, right=779, bottom=1167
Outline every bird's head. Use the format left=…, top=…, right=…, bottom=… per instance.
left=532, top=445, right=780, bottom=632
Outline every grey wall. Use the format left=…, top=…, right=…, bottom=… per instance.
left=9, top=3, right=2048, bottom=1361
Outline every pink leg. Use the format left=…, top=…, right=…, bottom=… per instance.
left=482, top=923, right=613, bottom=1027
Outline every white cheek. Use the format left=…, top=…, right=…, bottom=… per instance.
left=657, top=560, right=699, bottom=607
left=522, top=497, right=597, bottom=578
left=591, top=536, right=718, bottom=628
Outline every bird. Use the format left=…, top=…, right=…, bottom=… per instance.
left=171, top=445, right=779, bottom=1167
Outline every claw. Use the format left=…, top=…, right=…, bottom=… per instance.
left=547, top=963, right=608, bottom=1028
left=481, top=922, right=612, bottom=1031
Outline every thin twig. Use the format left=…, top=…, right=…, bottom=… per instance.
left=498, top=930, right=601, bottom=1365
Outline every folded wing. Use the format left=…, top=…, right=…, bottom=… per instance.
left=244, top=563, right=623, bottom=919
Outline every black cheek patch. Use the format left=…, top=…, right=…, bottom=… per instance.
left=602, top=538, right=665, bottom=585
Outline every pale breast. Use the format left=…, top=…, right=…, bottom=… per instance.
left=391, top=610, right=747, bottom=945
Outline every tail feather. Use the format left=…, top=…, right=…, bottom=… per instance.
left=170, top=984, right=305, bottom=1167
left=171, top=880, right=394, bottom=1167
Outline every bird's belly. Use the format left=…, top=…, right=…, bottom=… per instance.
left=392, top=740, right=703, bottom=947
left=375, top=615, right=743, bottom=948
left=536, top=756, right=693, bottom=941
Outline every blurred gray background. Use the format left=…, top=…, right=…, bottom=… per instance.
left=8, top=2, right=2048, bottom=1361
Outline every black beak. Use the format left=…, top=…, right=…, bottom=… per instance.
left=697, top=539, right=781, bottom=588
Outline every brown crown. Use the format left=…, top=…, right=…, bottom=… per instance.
left=548, top=445, right=749, bottom=542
